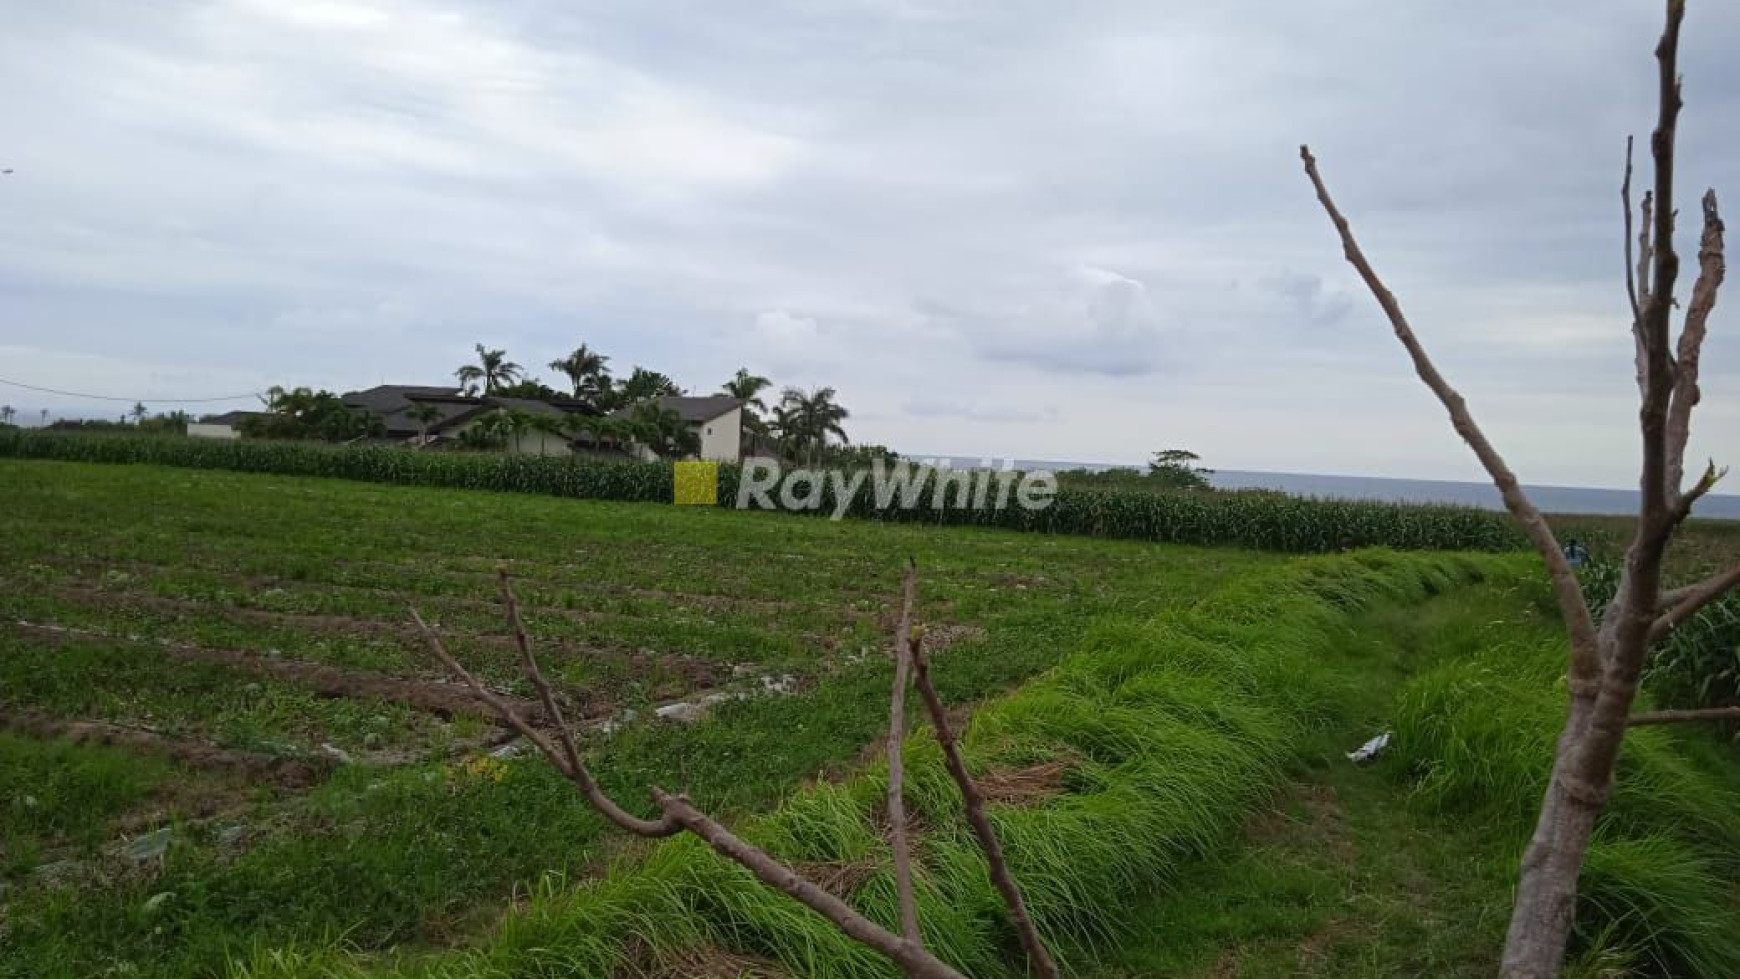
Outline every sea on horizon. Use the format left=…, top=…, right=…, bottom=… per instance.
left=928, top=457, right=1740, bottom=520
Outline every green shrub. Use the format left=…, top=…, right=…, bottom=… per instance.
left=1581, top=561, right=1740, bottom=712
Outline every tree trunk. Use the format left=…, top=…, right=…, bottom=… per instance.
left=1499, top=710, right=1603, bottom=978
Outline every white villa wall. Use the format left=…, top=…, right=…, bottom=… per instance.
left=697, top=405, right=742, bottom=463
left=187, top=423, right=241, bottom=440
left=447, top=418, right=573, bottom=457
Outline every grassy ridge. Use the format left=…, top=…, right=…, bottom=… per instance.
left=0, top=430, right=1524, bottom=553
left=226, top=551, right=1510, bottom=979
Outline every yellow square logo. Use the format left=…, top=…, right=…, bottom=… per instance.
left=673, top=461, right=719, bottom=506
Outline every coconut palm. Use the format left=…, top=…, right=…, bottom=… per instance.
left=617, top=367, right=683, bottom=406
left=0, top=405, right=14, bottom=425
left=548, top=345, right=611, bottom=399
left=721, top=368, right=772, bottom=411
left=773, top=387, right=850, bottom=464
left=721, top=368, right=773, bottom=451
left=407, top=402, right=443, bottom=447
left=629, top=402, right=699, bottom=459
left=454, top=344, right=523, bottom=395
left=129, top=402, right=149, bottom=424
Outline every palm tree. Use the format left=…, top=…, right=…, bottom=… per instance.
left=454, top=344, right=523, bottom=395
left=629, top=402, right=699, bottom=459
left=618, top=367, right=683, bottom=406
left=38, top=408, right=48, bottom=427
left=458, top=408, right=515, bottom=451
left=548, top=345, right=611, bottom=399
left=407, top=402, right=443, bottom=447
left=0, top=405, right=14, bottom=425
left=129, top=402, right=149, bottom=424
left=721, top=368, right=773, bottom=452
left=774, top=387, right=850, bottom=464
left=498, top=409, right=536, bottom=454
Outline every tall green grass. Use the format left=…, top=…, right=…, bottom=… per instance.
left=226, top=551, right=1504, bottom=979
left=0, top=430, right=1523, bottom=554
left=1389, top=597, right=1740, bottom=976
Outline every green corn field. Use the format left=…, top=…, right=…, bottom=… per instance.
left=0, top=430, right=1524, bottom=553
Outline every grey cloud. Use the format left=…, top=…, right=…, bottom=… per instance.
left=2, top=0, right=1737, bottom=481
left=903, top=398, right=1061, bottom=425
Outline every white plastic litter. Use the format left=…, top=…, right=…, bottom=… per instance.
left=1346, top=731, right=1392, bottom=764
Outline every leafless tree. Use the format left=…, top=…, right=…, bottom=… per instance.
left=1300, top=2, right=1736, bottom=975
left=411, top=567, right=1058, bottom=979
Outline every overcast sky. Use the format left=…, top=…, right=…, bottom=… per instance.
left=3, top=0, right=1738, bottom=487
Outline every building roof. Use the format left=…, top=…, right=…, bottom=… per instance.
left=199, top=410, right=269, bottom=426
left=341, top=385, right=601, bottom=437
left=379, top=399, right=486, bottom=436
left=487, top=396, right=598, bottom=418
left=341, top=385, right=465, bottom=415
left=611, top=395, right=744, bottom=424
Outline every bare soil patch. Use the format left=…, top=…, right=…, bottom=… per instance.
left=0, top=707, right=330, bottom=787
left=7, top=619, right=537, bottom=722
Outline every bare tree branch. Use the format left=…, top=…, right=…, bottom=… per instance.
left=1298, top=145, right=1601, bottom=693
left=1625, top=136, right=1646, bottom=394
left=415, top=574, right=977, bottom=979
left=1636, top=0, right=1687, bottom=526
left=1670, top=460, right=1728, bottom=525
left=1638, top=190, right=1656, bottom=311
left=911, top=636, right=1060, bottom=979
left=886, top=560, right=923, bottom=946
left=645, top=787, right=967, bottom=979
left=1665, top=190, right=1727, bottom=501
left=1629, top=706, right=1740, bottom=727
left=1651, top=562, right=1740, bottom=644
left=497, top=571, right=585, bottom=776
left=409, top=605, right=684, bottom=838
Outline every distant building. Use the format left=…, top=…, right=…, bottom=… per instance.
left=187, top=410, right=267, bottom=440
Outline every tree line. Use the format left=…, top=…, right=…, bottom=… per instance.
left=225, top=342, right=878, bottom=463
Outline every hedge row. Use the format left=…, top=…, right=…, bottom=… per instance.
left=0, top=430, right=1524, bottom=554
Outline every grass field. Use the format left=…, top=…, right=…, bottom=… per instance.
left=3, top=458, right=1735, bottom=979
left=0, top=459, right=1266, bottom=978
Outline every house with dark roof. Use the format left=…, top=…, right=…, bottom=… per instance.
left=609, top=395, right=746, bottom=463
left=338, top=385, right=601, bottom=454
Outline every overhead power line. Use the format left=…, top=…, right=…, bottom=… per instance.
left=0, top=376, right=263, bottom=404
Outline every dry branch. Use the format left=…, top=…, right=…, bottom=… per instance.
left=1666, top=190, right=1727, bottom=500
left=1298, top=6, right=1734, bottom=975
left=911, top=637, right=1060, bottom=979
left=644, top=788, right=967, bottom=979
left=1628, top=706, right=1740, bottom=727
left=1298, top=145, right=1601, bottom=695
left=1625, top=136, right=1647, bottom=391
left=1652, top=563, right=1740, bottom=643
left=410, top=570, right=1030, bottom=979
left=886, top=560, right=923, bottom=946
